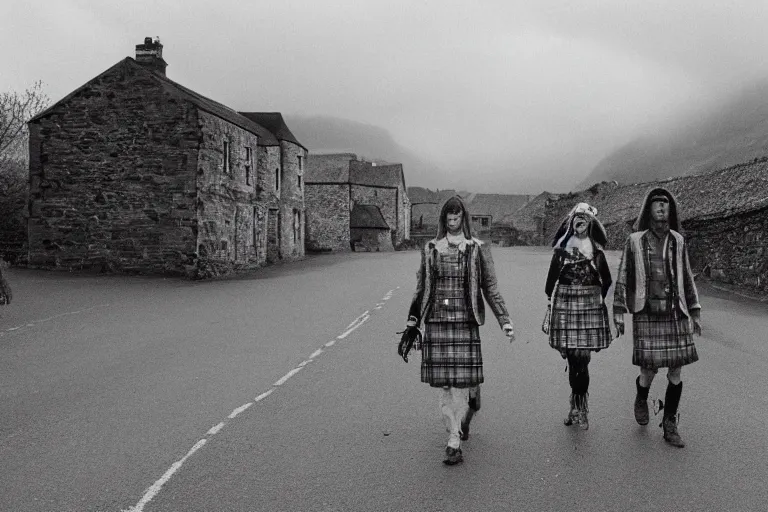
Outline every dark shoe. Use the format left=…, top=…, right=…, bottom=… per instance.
left=662, top=416, right=685, bottom=448
left=443, top=446, right=463, bottom=465
left=634, top=376, right=650, bottom=425
left=564, top=394, right=579, bottom=426
left=460, top=409, right=474, bottom=441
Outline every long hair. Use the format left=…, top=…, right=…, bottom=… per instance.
left=435, top=196, right=473, bottom=239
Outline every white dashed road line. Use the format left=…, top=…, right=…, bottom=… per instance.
left=122, top=287, right=400, bottom=512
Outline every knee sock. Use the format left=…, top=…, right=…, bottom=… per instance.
left=636, top=375, right=650, bottom=400
left=664, top=381, right=683, bottom=419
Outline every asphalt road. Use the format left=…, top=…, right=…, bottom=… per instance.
left=1, top=247, right=767, bottom=512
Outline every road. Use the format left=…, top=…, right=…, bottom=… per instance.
left=1, top=247, right=767, bottom=512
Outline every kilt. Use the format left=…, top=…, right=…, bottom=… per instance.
left=632, top=310, right=698, bottom=369
left=421, top=322, right=482, bottom=388
left=549, top=284, right=612, bottom=352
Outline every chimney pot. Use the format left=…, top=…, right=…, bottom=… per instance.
left=135, top=36, right=167, bottom=76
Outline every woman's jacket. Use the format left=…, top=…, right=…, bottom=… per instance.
left=408, top=237, right=510, bottom=329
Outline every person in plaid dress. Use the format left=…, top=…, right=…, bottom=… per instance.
left=398, top=196, right=514, bottom=465
left=545, top=202, right=613, bottom=430
left=613, top=187, right=702, bottom=448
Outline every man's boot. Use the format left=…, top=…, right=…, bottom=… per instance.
left=564, top=393, right=579, bottom=426
left=661, top=381, right=685, bottom=448
left=634, top=376, right=650, bottom=425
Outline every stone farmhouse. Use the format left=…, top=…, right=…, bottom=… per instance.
left=27, top=37, right=306, bottom=277
left=304, top=153, right=410, bottom=252
left=543, top=159, right=768, bottom=296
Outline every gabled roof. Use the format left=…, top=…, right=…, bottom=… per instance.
left=349, top=160, right=406, bottom=190
left=30, top=58, right=279, bottom=146
left=239, top=112, right=306, bottom=150
left=350, top=204, right=390, bottom=229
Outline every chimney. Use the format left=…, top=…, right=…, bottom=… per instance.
left=135, top=36, right=167, bottom=76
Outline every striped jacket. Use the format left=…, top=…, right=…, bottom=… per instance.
left=408, top=237, right=510, bottom=329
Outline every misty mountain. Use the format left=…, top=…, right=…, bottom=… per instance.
left=578, top=80, right=768, bottom=188
left=283, top=115, right=441, bottom=187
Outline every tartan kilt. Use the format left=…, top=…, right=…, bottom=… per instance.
left=549, top=285, right=612, bottom=352
left=421, top=322, right=483, bottom=387
left=632, top=310, right=698, bottom=369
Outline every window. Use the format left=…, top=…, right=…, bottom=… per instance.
left=253, top=207, right=258, bottom=249
left=482, top=218, right=489, bottom=227
left=275, top=167, right=280, bottom=192
left=297, top=155, right=303, bottom=171
left=245, top=146, right=252, bottom=185
left=223, top=140, right=230, bottom=173
left=298, top=174, right=302, bottom=191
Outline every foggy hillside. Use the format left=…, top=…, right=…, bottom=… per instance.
left=284, top=115, right=441, bottom=187
left=578, top=80, right=768, bottom=188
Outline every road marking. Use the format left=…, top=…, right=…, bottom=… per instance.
left=337, top=312, right=370, bottom=339
left=228, top=402, right=253, bottom=419
left=206, top=422, right=225, bottom=436
left=123, top=290, right=398, bottom=511
left=122, top=439, right=207, bottom=512
left=1, top=304, right=112, bottom=336
left=273, top=367, right=303, bottom=386
left=254, top=389, right=274, bottom=402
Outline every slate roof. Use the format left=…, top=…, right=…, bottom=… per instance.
left=238, top=112, right=306, bottom=150
left=407, top=188, right=529, bottom=227
left=504, top=191, right=559, bottom=231
left=547, top=158, right=768, bottom=230
left=349, top=160, right=406, bottom=189
left=350, top=204, right=390, bottom=229
left=30, top=58, right=282, bottom=147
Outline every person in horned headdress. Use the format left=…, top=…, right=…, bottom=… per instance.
left=544, top=202, right=613, bottom=430
left=613, top=187, right=702, bottom=448
left=398, top=195, right=514, bottom=466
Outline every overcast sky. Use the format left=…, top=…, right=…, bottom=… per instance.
left=4, top=0, right=768, bottom=193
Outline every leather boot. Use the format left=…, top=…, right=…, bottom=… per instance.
left=634, top=376, right=650, bottom=425
left=563, top=393, right=579, bottom=426
left=661, top=381, right=685, bottom=448
left=577, top=393, right=589, bottom=430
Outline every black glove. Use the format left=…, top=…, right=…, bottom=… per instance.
left=397, top=326, right=421, bottom=363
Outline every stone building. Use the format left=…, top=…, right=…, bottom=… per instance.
left=349, top=204, right=394, bottom=251
left=304, top=153, right=410, bottom=252
left=27, top=37, right=306, bottom=276
left=542, top=159, right=768, bottom=296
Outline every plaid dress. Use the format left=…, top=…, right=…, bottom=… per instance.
left=549, top=258, right=613, bottom=353
left=421, top=246, right=483, bottom=388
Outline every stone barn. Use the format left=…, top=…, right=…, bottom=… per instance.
left=27, top=37, right=306, bottom=277
left=304, top=153, right=410, bottom=252
left=350, top=204, right=393, bottom=251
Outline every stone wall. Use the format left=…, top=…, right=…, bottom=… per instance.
left=685, top=208, right=768, bottom=295
left=28, top=62, right=199, bottom=274
left=304, top=184, right=350, bottom=251
left=278, top=142, right=306, bottom=260
left=351, top=184, right=398, bottom=245
left=257, top=145, right=281, bottom=262
left=196, top=111, right=262, bottom=270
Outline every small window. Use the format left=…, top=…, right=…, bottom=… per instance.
left=223, top=140, right=230, bottom=173
left=482, top=218, right=489, bottom=227
left=275, top=167, right=280, bottom=192
left=245, top=146, right=252, bottom=185
left=297, top=155, right=303, bottom=171
left=298, top=174, right=302, bottom=191
left=220, top=239, right=228, bottom=251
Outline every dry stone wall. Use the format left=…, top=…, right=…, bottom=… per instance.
left=304, top=184, right=350, bottom=251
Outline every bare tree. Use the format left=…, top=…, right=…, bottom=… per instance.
left=0, top=81, right=50, bottom=263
